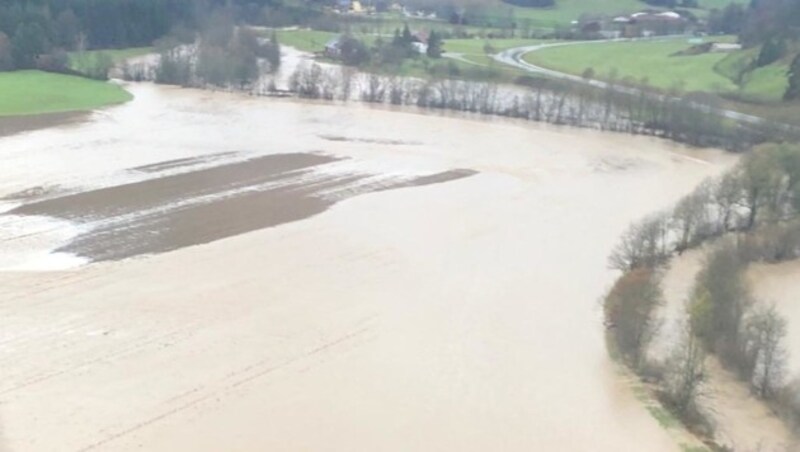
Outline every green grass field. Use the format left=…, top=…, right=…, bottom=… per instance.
left=716, top=47, right=792, bottom=102
left=68, top=47, right=153, bottom=73
left=477, top=0, right=736, bottom=28
left=524, top=38, right=740, bottom=93
left=444, top=38, right=549, bottom=69
left=444, top=38, right=547, bottom=55
left=0, top=70, right=132, bottom=116
left=276, top=29, right=338, bottom=53
left=346, top=15, right=500, bottom=36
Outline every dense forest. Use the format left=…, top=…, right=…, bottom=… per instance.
left=0, top=0, right=326, bottom=71
left=738, top=0, right=800, bottom=45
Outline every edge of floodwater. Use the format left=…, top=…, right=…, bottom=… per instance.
left=0, top=77, right=135, bottom=138
left=0, top=111, right=91, bottom=138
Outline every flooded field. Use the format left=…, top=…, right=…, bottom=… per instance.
left=660, top=251, right=796, bottom=451
left=750, top=260, right=800, bottom=376
left=0, top=83, right=734, bottom=451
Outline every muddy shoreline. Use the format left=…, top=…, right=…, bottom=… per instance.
left=0, top=111, right=88, bottom=138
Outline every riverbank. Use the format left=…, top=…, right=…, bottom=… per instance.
left=0, top=83, right=733, bottom=451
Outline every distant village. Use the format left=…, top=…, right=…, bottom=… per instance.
left=327, top=0, right=743, bottom=50
left=576, top=11, right=695, bottom=39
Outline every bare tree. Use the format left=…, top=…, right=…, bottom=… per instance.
left=712, top=172, right=743, bottom=233
left=340, top=66, right=355, bottom=101
left=609, top=213, right=672, bottom=271
left=665, top=320, right=707, bottom=416
left=739, top=150, right=782, bottom=230
left=743, top=305, right=788, bottom=398
left=672, top=181, right=713, bottom=252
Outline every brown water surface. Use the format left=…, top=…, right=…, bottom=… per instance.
left=0, top=83, right=735, bottom=451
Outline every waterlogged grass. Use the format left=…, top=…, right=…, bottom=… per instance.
left=524, top=38, right=739, bottom=93
left=680, top=445, right=710, bottom=452
left=0, top=70, right=132, bottom=116
left=619, top=368, right=711, bottom=451
left=631, top=384, right=650, bottom=402
left=68, top=47, right=153, bottom=73
left=646, top=405, right=679, bottom=429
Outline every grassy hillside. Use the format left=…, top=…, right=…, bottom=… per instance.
left=715, top=47, right=793, bottom=102
left=481, top=0, right=736, bottom=28
left=524, top=38, right=740, bottom=92
left=739, top=64, right=790, bottom=102
left=0, top=71, right=132, bottom=116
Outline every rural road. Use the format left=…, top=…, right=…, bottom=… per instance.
left=492, top=38, right=777, bottom=127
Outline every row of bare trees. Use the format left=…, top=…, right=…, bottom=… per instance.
left=611, top=144, right=800, bottom=272
left=140, top=41, right=798, bottom=153
left=689, top=242, right=788, bottom=399
left=280, top=63, right=794, bottom=152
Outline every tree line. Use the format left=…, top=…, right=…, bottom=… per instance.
left=146, top=11, right=280, bottom=89
left=284, top=63, right=794, bottom=151
left=605, top=143, right=800, bottom=444
left=143, top=46, right=797, bottom=152
left=0, top=0, right=315, bottom=73
left=0, top=0, right=199, bottom=71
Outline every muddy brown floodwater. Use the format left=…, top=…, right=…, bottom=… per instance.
left=750, top=261, right=800, bottom=377
left=0, top=83, right=734, bottom=452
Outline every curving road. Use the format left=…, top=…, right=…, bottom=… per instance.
left=492, top=39, right=779, bottom=127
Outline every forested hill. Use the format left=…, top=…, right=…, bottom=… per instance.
left=0, top=0, right=317, bottom=71
left=739, top=0, right=800, bottom=46
left=2, top=1, right=193, bottom=52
